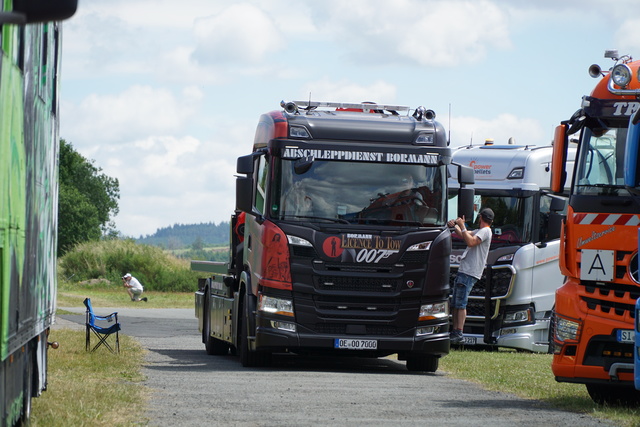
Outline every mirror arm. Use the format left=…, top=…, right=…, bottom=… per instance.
left=0, top=12, right=26, bottom=24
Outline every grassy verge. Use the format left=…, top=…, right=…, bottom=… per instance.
left=440, top=349, right=640, bottom=427
left=57, top=287, right=195, bottom=309
left=47, top=287, right=640, bottom=426
left=31, top=329, right=146, bottom=426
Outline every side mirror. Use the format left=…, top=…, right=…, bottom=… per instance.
left=457, top=164, right=475, bottom=186
left=551, top=124, right=568, bottom=193
left=547, top=196, right=567, bottom=240
left=237, top=154, right=255, bottom=175
left=457, top=187, right=475, bottom=221
left=6, top=0, right=78, bottom=23
left=294, top=156, right=314, bottom=174
left=235, top=176, right=253, bottom=213
left=625, top=115, right=640, bottom=193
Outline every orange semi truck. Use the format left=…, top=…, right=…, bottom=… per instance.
left=550, top=50, right=640, bottom=405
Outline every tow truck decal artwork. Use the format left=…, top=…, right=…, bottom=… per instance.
left=282, top=147, right=439, bottom=165
left=321, top=234, right=401, bottom=263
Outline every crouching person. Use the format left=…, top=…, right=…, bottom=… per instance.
left=122, top=273, right=148, bottom=302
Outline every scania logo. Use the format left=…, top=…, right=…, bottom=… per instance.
left=406, top=280, right=414, bottom=288
left=630, top=252, right=640, bottom=284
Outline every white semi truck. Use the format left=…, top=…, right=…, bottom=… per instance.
left=448, top=142, right=574, bottom=352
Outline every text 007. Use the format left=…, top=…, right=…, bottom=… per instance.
left=334, top=338, right=378, bottom=350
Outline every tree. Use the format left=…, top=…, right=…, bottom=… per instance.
left=58, top=140, right=120, bottom=255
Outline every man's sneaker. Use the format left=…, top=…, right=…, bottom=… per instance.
left=141, top=297, right=148, bottom=302
left=450, top=330, right=464, bottom=344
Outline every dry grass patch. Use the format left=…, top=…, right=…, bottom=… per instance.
left=31, top=329, right=147, bottom=426
left=441, top=348, right=640, bottom=427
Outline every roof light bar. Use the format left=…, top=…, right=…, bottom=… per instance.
left=284, top=100, right=410, bottom=113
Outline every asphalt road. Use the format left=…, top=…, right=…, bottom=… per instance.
left=57, top=307, right=612, bottom=427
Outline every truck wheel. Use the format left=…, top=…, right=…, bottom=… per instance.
left=406, top=354, right=439, bottom=372
left=20, top=345, right=34, bottom=424
left=586, top=384, right=640, bottom=406
left=203, top=291, right=230, bottom=355
left=239, top=298, right=271, bottom=368
left=547, top=310, right=556, bottom=354
left=205, top=331, right=230, bottom=356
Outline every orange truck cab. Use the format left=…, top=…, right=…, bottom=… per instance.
left=550, top=50, right=640, bottom=405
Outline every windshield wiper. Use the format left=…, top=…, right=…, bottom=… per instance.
left=356, top=218, right=424, bottom=226
left=575, top=183, right=624, bottom=188
left=282, top=215, right=350, bottom=224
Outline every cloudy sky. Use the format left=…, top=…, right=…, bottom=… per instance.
left=59, top=0, right=640, bottom=238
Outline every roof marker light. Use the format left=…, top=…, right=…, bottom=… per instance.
left=507, top=167, right=524, bottom=179
left=415, top=133, right=434, bottom=144
left=290, top=126, right=310, bottom=139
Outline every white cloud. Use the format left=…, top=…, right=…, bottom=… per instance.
left=614, top=18, right=640, bottom=55
left=450, top=114, right=547, bottom=148
left=61, top=85, right=203, bottom=146
left=192, top=4, right=285, bottom=65
left=314, top=0, right=511, bottom=66
left=57, top=0, right=637, bottom=239
left=301, top=78, right=397, bottom=104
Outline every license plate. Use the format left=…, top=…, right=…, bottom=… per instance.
left=462, top=336, right=477, bottom=345
left=617, top=329, right=636, bottom=343
left=334, top=338, right=378, bottom=350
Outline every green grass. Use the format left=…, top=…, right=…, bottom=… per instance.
left=440, top=349, right=640, bottom=426
left=48, top=243, right=640, bottom=427
left=57, top=286, right=194, bottom=309
left=31, top=329, right=146, bottom=426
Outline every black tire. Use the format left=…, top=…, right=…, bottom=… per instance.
left=406, top=354, right=439, bottom=372
left=203, top=291, right=230, bottom=356
left=205, top=331, right=230, bottom=356
left=239, top=295, right=271, bottom=368
left=20, top=345, right=34, bottom=425
left=547, top=310, right=556, bottom=354
left=586, top=383, right=640, bottom=406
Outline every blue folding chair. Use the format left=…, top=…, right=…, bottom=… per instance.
left=84, top=298, right=121, bottom=353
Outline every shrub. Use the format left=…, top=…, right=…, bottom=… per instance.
left=59, top=239, right=202, bottom=292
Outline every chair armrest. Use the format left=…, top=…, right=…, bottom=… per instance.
left=94, top=312, right=118, bottom=322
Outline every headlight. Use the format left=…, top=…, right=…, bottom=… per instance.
left=611, top=63, right=632, bottom=87
left=258, top=294, right=294, bottom=317
left=419, top=302, right=448, bottom=321
left=497, top=253, right=514, bottom=262
left=555, top=316, right=581, bottom=342
left=408, top=241, right=431, bottom=251
left=503, top=308, right=533, bottom=325
left=287, top=235, right=312, bottom=246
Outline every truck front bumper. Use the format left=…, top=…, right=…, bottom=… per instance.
left=254, top=317, right=450, bottom=357
left=453, top=321, right=551, bottom=353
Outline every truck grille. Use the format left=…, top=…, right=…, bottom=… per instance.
left=313, top=323, right=398, bottom=335
left=315, top=275, right=398, bottom=292
left=583, top=335, right=634, bottom=369
left=400, top=251, right=429, bottom=263
left=466, top=299, right=498, bottom=318
left=580, top=281, right=639, bottom=320
left=449, top=266, right=513, bottom=298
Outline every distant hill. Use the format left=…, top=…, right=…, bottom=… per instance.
left=136, top=222, right=230, bottom=249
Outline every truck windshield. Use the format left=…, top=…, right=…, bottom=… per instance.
left=271, top=159, right=446, bottom=226
left=448, top=193, right=534, bottom=244
left=574, top=125, right=630, bottom=196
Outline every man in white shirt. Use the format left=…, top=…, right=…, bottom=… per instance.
left=447, top=208, right=493, bottom=344
left=122, top=273, right=148, bottom=302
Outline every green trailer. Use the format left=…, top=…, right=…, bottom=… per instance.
left=0, top=2, right=77, bottom=426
